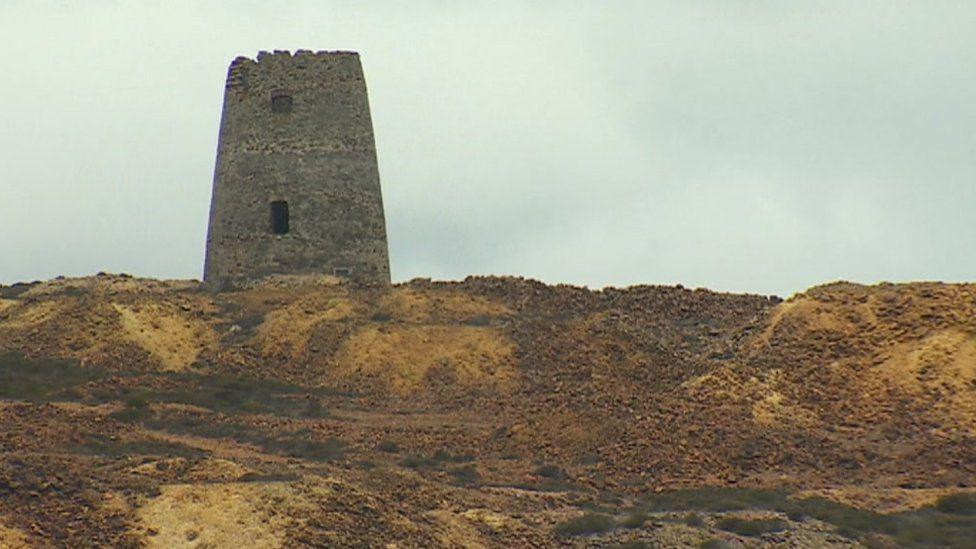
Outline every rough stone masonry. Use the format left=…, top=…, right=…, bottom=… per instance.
left=203, top=50, right=391, bottom=288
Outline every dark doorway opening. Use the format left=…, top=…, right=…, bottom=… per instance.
left=270, top=201, right=289, bottom=234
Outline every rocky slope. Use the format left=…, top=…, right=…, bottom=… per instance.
left=0, top=274, right=974, bottom=547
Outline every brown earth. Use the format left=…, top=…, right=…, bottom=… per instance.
left=0, top=274, right=974, bottom=547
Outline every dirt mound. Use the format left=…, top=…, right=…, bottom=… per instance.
left=336, top=324, right=517, bottom=394
left=1, top=275, right=974, bottom=546
left=739, top=281, right=976, bottom=443
left=137, top=481, right=297, bottom=548
left=0, top=274, right=220, bottom=371
left=113, top=303, right=218, bottom=371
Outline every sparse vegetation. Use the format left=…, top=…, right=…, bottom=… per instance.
left=237, top=472, right=298, bottom=483
left=641, top=487, right=789, bottom=513
left=69, top=434, right=204, bottom=458
left=376, top=440, right=400, bottom=453
left=935, top=493, right=976, bottom=515
left=681, top=512, right=705, bottom=527
left=109, top=396, right=153, bottom=423
left=401, top=454, right=439, bottom=470
left=370, top=311, right=392, bottom=322
left=463, top=314, right=492, bottom=326
left=449, top=464, right=479, bottom=486
left=0, top=353, right=335, bottom=418
left=698, top=540, right=733, bottom=549
left=402, top=450, right=472, bottom=470
left=554, top=512, right=615, bottom=537
left=0, top=282, right=35, bottom=298
left=300, top=398, right=328, bottom=417
left=154, top=373, right=334, bottom=416
left=619, top=510, right=649, bottom=528
left=143, top=411, right=345, bottom=461
left=434, top=449, right=474, bottom=463
left=263, top=433, right=345, bottom=461
left=611, top=542, right=651, bottom=549
left=782, top=497, right=892, bottom=537
left=400, top=450, right=480, bottom=486
left=714, top=517, right=787, bottom=536
left=534, top=464, right=567, bottom=479
left=506, top=463, right=579, bottom=493
left=0, top=353, right=101, bottom=401
left=637, top=487, right=976, bottom=547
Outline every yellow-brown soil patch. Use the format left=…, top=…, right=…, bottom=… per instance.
left=747, top=371, right=819, bottom=429
left=335, top=325, right=517, bottom=394
left=0, top=520, right=29, bottom=549
left=426, top=509, right=491, bottom=548
left=751, top=389, right=817, bottom=429
left=0, top=300, right=62, bottom=329
left=681, top=366, right=741, bottom=399
left=684, top=368, right=819, bottom=429
left=869, top=329, right=976, bottom=433
left=425, top=507, right=528, bottom=547
left=0, top=299, right=17, bottom=315
left=100, top=492, right=131, bottom=518
left=877, top=329, right=976, bottom=391
left=136, top=482, right=301, bottom=548
left=186, top=458, right=253, bottom=482
left=379, top=288, right=511, bottom=323
left=755, top=283, right=976, bottom=356
left=112, top=303, right=217, bottom=371
left=461, top=508, right=524, bottom=532
left=256, top=294, right=360, bottom=360
left=755, top=296, right=874, bottom=349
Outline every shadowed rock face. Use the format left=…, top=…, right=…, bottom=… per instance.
left=204, top=51, right=390, bottom=289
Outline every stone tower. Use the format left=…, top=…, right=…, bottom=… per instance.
left=203, top=50, right=391, bottom=288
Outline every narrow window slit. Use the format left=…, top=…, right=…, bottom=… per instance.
left=270, top=201, right=289, bottom=234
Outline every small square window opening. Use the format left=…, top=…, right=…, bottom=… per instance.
left=271, top=92, right=293, bottom=114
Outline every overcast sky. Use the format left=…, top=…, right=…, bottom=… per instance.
left=1, top=2, right=973, bottom=296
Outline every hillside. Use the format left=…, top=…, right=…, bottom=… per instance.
left=1, top=274, right=974, bottom=547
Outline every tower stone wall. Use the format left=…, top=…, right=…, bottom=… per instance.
left=203, top=50, right=390, bottom=288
